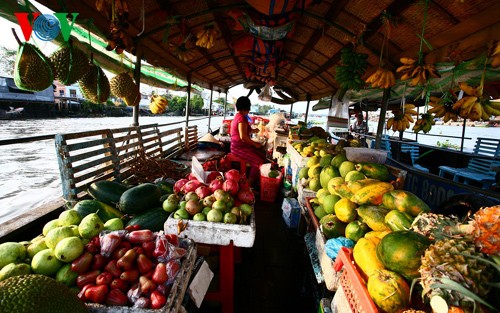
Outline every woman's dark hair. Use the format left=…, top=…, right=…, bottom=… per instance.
left=236, top=96, right=251, bottom=111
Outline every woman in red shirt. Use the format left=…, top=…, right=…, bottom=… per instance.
left=230, top=97, right=267, bottom=186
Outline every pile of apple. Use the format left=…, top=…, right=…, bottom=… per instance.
left=75, top=229, right=186, bottom=309
left=162, top=169, right=255, bottom=224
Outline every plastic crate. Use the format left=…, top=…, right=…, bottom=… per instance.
left=333, top=247, right=378, bottom=313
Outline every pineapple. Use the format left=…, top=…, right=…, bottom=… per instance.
left=411, top=213, right=462, bottom=240
left=471, top=205, right=499, bottom=256
left=419, top=238, right=494, bottom=313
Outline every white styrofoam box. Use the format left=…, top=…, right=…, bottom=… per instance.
left=290, top=159, right=302, bottom=187
left=281, top=198, right=300, bottom=228
left=297, top=184, right=316, bottom=206
left=164, top=212, right=256, bottom=248
left=286, top=140, right=310, bottom=168
left=331, top=283, right=352, bottom=313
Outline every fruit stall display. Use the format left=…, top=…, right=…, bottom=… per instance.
left=0, top=165, right=257, bottom=311
left=303, top=163, right=500, bottom=313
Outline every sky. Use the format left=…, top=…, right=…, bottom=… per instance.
left=0, top=8, right=325, bottom=115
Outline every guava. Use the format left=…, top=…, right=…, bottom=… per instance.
left=174, top=208, right=189, bottom=220
left=207, top=209, right=223, bottom=223
left=212, top=200, right=226, bottom=211
left=31, top=249, right=63, bottom=275
left=0, top=242, right=26, bottom=270
left=78, top=213, right=104, bottom=239
left=27, top=238, right=48, bottom=259
left=223, top=212, right=238, bottom=224
left=54, top=236, right=84, bottom=262
left=45, top=226, right=75, bottom=250
left=202, top=207, right=212, bottom=215
left=163, top=198, right=179, bottom=213
left=58, top=210, right=82, bottom=226
left=193, top=213, right=206, bottom=221
left=0, top=263, right=31, bottom=281
left=339, top=161, right=356, bottom=178
left=239, top=203, right=253, bottom=216
left=42, top=219, right=60, bottom=236
left=104, top=218, right=124, bottom=231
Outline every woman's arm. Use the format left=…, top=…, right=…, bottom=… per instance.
left=238, top=122, right=262, bottom=148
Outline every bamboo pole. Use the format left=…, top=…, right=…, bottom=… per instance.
left=304, top=94, right=311, bottom=123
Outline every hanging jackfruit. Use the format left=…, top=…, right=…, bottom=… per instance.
left=124, top=84, right=141, bottom=106
left=110, top=72, right=136, bottom=98
left=49, top=43, right=90, bottom=85
left=14, top=43, right=53, bottom=91
left=79, top=62, right=110, bottom=103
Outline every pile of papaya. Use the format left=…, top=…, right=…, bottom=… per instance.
left=307, top=157, right=435, bottom=313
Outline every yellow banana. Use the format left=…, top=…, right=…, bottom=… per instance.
left=458, top=82, right=480, bottom=97
left=427, top=106, right=443, bottom=115
left=386, top=118, right=394, bottom=130
left=404, top=113, right=414, bottom=123
left=400, top=57, right=416, bottom=65
left=481, top=106, right=491, bottom=121
left=396, top=64, right=414, bottom=73
left=488, top=100, right=500, bottom=110
left=483, top=103, right=500, bottom=116
left=404, top=104, right=416, bottom=109
left=492, top=55, right=500, bottom=68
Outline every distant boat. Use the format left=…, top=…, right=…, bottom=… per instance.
left=0, top=107, right=24, bottom=120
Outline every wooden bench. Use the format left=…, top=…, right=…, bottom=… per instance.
left=439, top=137, right=500, bottom=189
left=55, top=123, right=189, bottom=202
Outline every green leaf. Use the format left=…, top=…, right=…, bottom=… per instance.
left=450, top=252, right=500, bottom=272
left=417, top=34, right=433, bottom=51
left=430, top=278, right=496, bottom=311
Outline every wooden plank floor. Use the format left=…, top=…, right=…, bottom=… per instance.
left=190, top=195, right=324, bottom=313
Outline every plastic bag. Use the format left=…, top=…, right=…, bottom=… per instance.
left=327, top=92, right=349, bottom=129
left=325, top=237, right=354, bottom=260
left=99, top=230, right=127, bottom=257
left=258, top=83, right=272, bottom=102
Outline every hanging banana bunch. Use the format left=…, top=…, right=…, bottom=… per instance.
left=396, top=57, right=440, bottom=87
left=149, top=95, right=169, bottom=114
left=365, top=67, right=396, bottom=89
left=386, top=104, right=418, bottom=132
left=413, top=113, right=435, bottom=134
left=196, top=26, right=218, bottom=49
left=169, top=43, right=196, bottom=62
left=427, top=96, right=459, bottom=123
left=489, top=40, right=500, bottom=68
left=452, top=79, right=500, bottom=121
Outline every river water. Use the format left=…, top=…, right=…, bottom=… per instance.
left=0, top=116, right=224, bottom=224
left=0, top=116, right=499, bottom=224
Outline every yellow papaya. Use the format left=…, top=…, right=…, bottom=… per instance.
left=334, top=183, right=353, bottom=199
left=355, top=163, right=390, bottom=181
left=353, top=182, right=394, bottom=205
left=381, top=190, right=430, bottom=216
left=364, top=230, right=391, bottom=240
left=367, top=269, right=410, bottom=313
left=357, top=205, right=391, bottom=231
left=347, top=178, right=380, bottom=194
left=353, top=237, right=386, bottom=278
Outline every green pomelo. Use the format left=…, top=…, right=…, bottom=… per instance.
left=331, top=154, right=348, bottom=168
left=308, top=164, right=322, bottom=178
left=314, top=205, right=327, bottom=220
left=308, top=178, right=321, bottom=192
left=316, top=188, right=330, bottom=204
left=345, top=221, right=369, bottom=242
left=320, top=166, right=340, bottom=189
left=298, top=167, right=309, bottom=179
left=323, top=194, right=341, bottom=214
left=339, top=161, right=356, bottom=178
left=319, top=154, right=333, bottom=167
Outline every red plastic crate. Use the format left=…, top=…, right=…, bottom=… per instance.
left=333, top=247, right=379, bottom=313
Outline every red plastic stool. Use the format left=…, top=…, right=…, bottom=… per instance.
left=225, top=153, right=248, bottom=176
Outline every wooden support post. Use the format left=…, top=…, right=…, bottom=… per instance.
left=132, top=49, right=143, bottom=127
left=185, top=74, right=192, bottom=128
left=208, top=85, right=213, bottom=132
left=375, top=88, right=391, bottom=149
left=304, top=94, right=311, bottom=123
left=289, top=103, right=293, bottom=119
left=223, top=89, right=228, bottom=118
left=461, top=118, right=467, bottom=152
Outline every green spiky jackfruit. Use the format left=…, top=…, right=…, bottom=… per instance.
left=14, top=43, right=53, bottom=91
left=49, top=43, right=89, bottom=85
left=79, top=63, right=110, bottom=103
left=0, top=274, right=87, bottom=313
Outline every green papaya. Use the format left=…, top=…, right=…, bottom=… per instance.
left=384, top=210, right=414, bottom=231
left=381, top=190, right=430, bottom=217
left=356, top=205, right=391, bottom=231
left=355, top=163, right=390, bottom=181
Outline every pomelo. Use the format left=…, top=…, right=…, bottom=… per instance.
left=339, top=161, right=356, bottom=178
left=323, top=194, right=341, bottom=214
left=334, top=198, right=358, bottom=223
left=327, top=177, right=345, bottom=195
left=308, top=178, right=321, bottom=192
left=331, top=154, right=347, bottom=168
left=345, top=170, right=365, bottom=182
